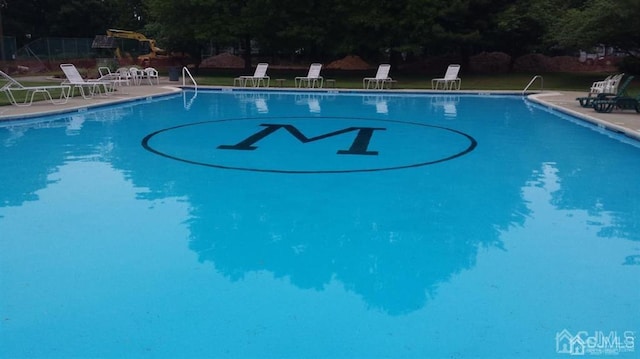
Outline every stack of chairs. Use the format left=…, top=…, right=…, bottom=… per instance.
left=576, top=73, right=625, bottom=107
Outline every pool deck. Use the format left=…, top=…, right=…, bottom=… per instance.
left=2, top=75, right=640, bottom=141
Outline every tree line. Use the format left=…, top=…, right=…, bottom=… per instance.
left=3, top=0, right=640, bottom=70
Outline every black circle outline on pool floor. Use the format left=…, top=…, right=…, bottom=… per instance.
left=141, top=116, right=478, bottom=174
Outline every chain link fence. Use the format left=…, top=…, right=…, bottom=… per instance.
left=15, top=37, right=96, bottom=60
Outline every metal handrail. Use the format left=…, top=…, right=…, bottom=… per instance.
left=182, top=66, right=197, bottom=88
left=523, top=75, right=543, bottom=95
left=181, top=67, right=198, bottom=110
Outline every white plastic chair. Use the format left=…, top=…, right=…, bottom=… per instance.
left=59, top=63, right=113, bottom=98
left=603, top=73, right=624, bottom=94
left=235, top=63, right=270, bottom=87
left=431, top=64, right=461, bottom=90
left=363, top=64, right=392, bottom=89
left=115, top=67, right=132, bottom=84
left=295, top=63, right=323, bottom=88
left=129, top=67, right=145, bottom=85
left=0, top=70, right=71, bottom=106
left=98, top=67, right=112, bottom=78
left=98, top=67, right=130, bottom=88
left=144, top=67, right=160, bottom=85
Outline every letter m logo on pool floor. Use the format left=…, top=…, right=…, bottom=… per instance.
left=217, top=123, right=386, bottom=155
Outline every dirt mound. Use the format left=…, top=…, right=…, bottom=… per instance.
left=326, top=55, right=371, bottom=70
left=200, top=52, right=245, bottom=68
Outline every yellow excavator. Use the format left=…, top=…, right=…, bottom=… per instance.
left=94, top=29, right=167, bottom=64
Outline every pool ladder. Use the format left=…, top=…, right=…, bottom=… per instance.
left=522, top=75, right=543, bottom=95
left=182, top=66, right=198, bottom=110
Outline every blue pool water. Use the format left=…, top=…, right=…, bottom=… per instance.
left=1, top=90, right=639, bottom=358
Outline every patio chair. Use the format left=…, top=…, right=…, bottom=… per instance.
left=591, top=80, right=640, bottom=113
left=144, top=67, right=160, bottom=85
left=59, top=63, right=113, bottom=99
left=98, top=67, right=112, bottom=78
left=431, top=64, right=461, bottom=90
left=592, top=74, right=623, bottom=93
left=97, top=66, right=131, bottom=87
left=363, top=64, right=392, bottom=89
left=295, top=63, right=323, bottom=88
left=0, top=70, right=71, bottom=107
left=576, top=73, right=625, bottom=107
left=129, top=67, right=146, bottom=86
left=115, top=67, right=132, bottom=83
left=234, top=63, right=270, bottom=87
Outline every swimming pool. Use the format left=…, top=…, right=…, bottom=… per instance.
left=1, top=90, right=639, bottom=357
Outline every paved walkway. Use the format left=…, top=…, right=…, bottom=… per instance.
left=0, top=76, right=183, bottom=119
left=528, top=91, right=640, bottom=141
left=2, top=76, right=639, bottom=141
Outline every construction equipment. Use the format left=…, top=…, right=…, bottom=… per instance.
left=93, top=29, right=166, bottom=64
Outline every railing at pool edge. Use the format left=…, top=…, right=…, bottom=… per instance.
left=182, top=66, right=198, bottom=110
left=522, top=75, right=543, bottom=95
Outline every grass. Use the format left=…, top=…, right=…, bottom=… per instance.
left=191, top=71, right=639, bottom=93
left=0, top=81, right=73, bottom=106
left=2, top=72, right=639, bottom=106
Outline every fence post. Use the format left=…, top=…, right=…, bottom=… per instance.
left=0, top=2, right=5, bottom=61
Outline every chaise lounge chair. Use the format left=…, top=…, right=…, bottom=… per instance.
left=97, top=66, right=132, bottom=89
left=363, top=64, right=392, bottom=89
left=431, top=64, right=461, bottom=90
left=576, top=73, right=626, bottom=107
left=234, top=63, right=270, bottom=87
left=591, top=82, right=640, bottom=113
left=60, top=63, right=113, bottom=98
left=295, top=63, right=323, bottom=88
left=0, top=70, right=71, bottom=107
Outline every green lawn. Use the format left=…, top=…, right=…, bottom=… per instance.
left=0, top=81, right=73, bottom=106
left=192, top=71, right=637, bottom=93
left=2, top=72, right=638, bottom=106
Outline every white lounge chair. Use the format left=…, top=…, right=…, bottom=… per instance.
left=60, top=63, right=113, bottom=98
left=235, top=63, right=270, bottom=87
left=295, top=63, right=323, bottom=88
left=363, top=64, right=392, bottom=89
left=98, top=67, right=112, bottom=78
left=431, top=64, right=461, bottom=90
left=97, top=66, right=131, bottom=88
left=0, top=70, right=71, bottom=107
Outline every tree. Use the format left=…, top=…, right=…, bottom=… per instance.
left=2, top=0, right=144, bottom=46
left=552, top=0, right=640, bottom=56
left=49, top=0, right=117, bottom=37
left=488, top=0, right=570, bottom=63
left=110, top=0, right=149, bottom=31
left=144, top=0, right=248, bottom=67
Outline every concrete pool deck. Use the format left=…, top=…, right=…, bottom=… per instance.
left=2, top=76, right=640, bottom=141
